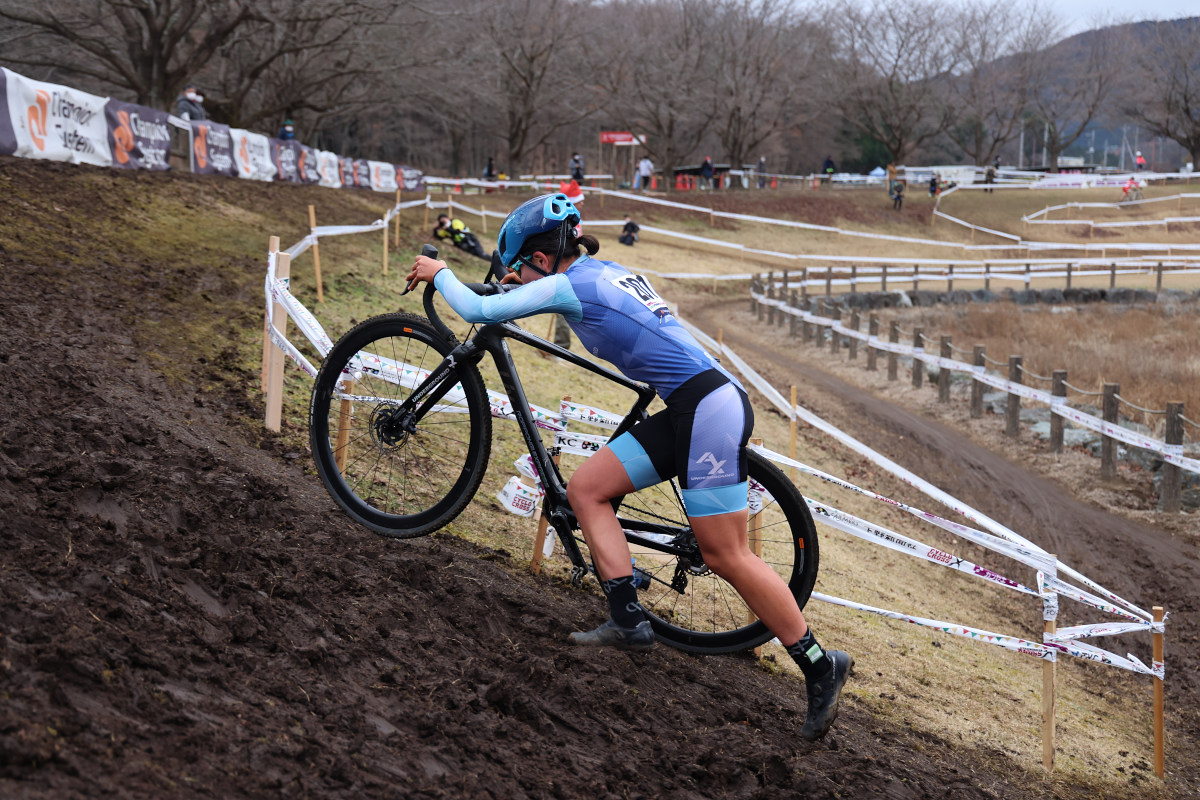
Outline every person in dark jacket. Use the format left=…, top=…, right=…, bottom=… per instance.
left=174, top=83, right=206, bottom=121
left=700, top=156, right=714, bottom=190
left=433, top=214, right=488, bottom=260
left=278, top=119, right=296, bottom=140
left=618, top=215, right=640, bottom=246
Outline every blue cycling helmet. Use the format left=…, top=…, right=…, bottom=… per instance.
left=494, top=193, right=581, bottom=275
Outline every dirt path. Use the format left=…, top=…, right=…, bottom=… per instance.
left=686, top=297, right=1200, bottom=760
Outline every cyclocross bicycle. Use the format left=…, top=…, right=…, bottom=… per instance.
left=309, top=246, right=819, bottom=654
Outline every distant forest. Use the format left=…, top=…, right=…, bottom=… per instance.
left=2, top=0, right=1198, bottom=178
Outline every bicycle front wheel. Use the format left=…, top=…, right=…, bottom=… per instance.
left=619, top=450, right=819, bottom=654
left=310, top=312, right=491, bottom=538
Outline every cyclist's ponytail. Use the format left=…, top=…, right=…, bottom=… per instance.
left=576, top=233, right=600, bottom=256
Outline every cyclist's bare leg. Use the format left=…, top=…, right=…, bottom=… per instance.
left=689, top=509, right=808, bottom=645
left=567, top=446, right=636, bottom=580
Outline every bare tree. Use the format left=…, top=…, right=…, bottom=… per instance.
left=1126, top=18, right=1200, bottom=168
left=829, top=0, right=960, bottom=165
left=1026, top=19, right=1124, bottom=172
left=0, top=0, right=256, bottom=109
left=710, top=0, right=821, bottom=178
left=944, top=0, right=1051, bottom=166
left=597, top=0, right=719, bottom=186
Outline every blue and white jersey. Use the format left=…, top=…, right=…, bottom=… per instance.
left=433, top=254, right=740, bottom=399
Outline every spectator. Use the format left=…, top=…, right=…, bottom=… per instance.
left=433, top=214, right=488, bottom=261
left=984, top=163, right=996, bottom=193
left=700, top=156, right=714, bottom=191
left=483, top=156, right=497, bottom=181
left=618, top=215, right=640, bottom=246
left=1135, top=150, right=1146, bottom=171
left=757, top=155, right=768, bottom=189
left=822, top=155, right=835, bottom=184
left=891, top=180, right=904, bottom=211
left=278, top=119, right=296, bottom=140
left=635, top=155, right=654, bottom=191
left=174, top=83, right=206, bottom=121
left=928, top=174, right=939, bottom=197
left=570, top=152, right=585, bottom=182
left=886, top=162, right=897, bottom=192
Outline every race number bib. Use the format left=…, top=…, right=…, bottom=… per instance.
left=611, top=274, right=671, bottom=319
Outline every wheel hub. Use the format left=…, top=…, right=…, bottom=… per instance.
left=369, top=403, right=415, bottom=448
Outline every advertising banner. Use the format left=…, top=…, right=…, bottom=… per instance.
left=296, top=144, right=321, bottom=184
left=338, top=156, right=356, bottom=187
left=317, top=150, right=341, bottom=188
left=191, top=120, right=236, bottom=176
left=354, top=159, right=371, bottom=189
left=231, top=128, right=276, bottom=181
left=3, top=68, right=111, bottom=166
left=397, top=164, right=425, bottom=192
left=368, top=160, right=397, bottom=192
left=0, top=69, right=18, bottom=155
left=105, top=99, right=170, bottom=170
left=272, top=139, right=299, bottom=182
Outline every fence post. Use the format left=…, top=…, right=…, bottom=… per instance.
left=825, top=268, right=832, bottom=298
left=1050, top=370, right=1067, bottom=453
left=912, top=265, right=920, bottom=293
left=756, top=274, right=764, bottom=321
left=830, top=305, right=841, bottom=354
left=1065, top=263, right=1072, bottom=290
left=265, top=251, right=292, bottom=433
left=880, top=265, right=888, bottom=292
left=531, top=396, right=570, bottom=574
left=381, top=210, right=389, bottom=276
left=1161, top=402, right=1184, bottom=511
left=1101, top=383, right=1120, bottom=479
left=308, top=205, right=325, bottom=303
left=851, top=265, right=858, bottom=292
left=1042, top=554, right=1058, bottom=772
left=1153, top=605, right=1165, bottom=778
left=867, top=314, right=879, bottom=371
left=1006, top=356, right=1023, bottom=438
left=947, top=264, right=954, bottom=293
left=814, top=299, right=827, bottom=347
left=984, top=263, right=991, bottom=291
left=750, top=274, right=759, bottom=312
left=1156, top=262, right=1164, bottom=293
left=912, top=328, right=924, bottom=389
left=938, top=336, right=951, bottom=402
left=1025, top=263, right=1032, bottom=290
left=789, top=291, right=798, bottom=337
left=393, top=189, right=401, bottom=247
left=802, top=299, right=813, bottom=342
left=888, top=321, right=899, bottom=381
left=1110, top=263, right=1117, bottom=289
left=766, top=271, right=776, bottom=325
left=801, top=267, right=809, bottom=300
left=849, top=311, right=860, bottom=360
left=261, top=235, right=280, bottom=394
left=970, top=346, right=985, bottom=418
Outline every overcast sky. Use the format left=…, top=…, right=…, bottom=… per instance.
left=1030, top=0, right=1195, bottom=34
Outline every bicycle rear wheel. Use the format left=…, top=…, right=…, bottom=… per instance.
left=310, top=312, right=491, bottom=538
left=617, top=450, right=819, bottom=654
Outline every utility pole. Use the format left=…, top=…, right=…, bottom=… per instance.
left=1018, top=128, right=1025, bottom=170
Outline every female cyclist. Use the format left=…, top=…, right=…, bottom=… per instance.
left=405, top=193, right=852, bottom=741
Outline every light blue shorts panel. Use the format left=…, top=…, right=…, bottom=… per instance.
left=681, top=481, right=749, bottom=517
left=608, top=431, right=665, bottom=491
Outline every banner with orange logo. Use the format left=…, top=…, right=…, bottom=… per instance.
left=397, top=164, right=425, bottom=192
left=317, top=150, right=341, bottom=189
left=105, top=99, right=170, bottom=170
left=190, top=120, right=236, bottom=176
left=368, top=160, right=398, bottom=192
left=3, top=68, right=111, bottom=166
left=231, top=128, right=276, bottom=181
left=353, top=159, right=371, bottom=189
left=297, top=143, right=321, bottom=184
left=338, top=156, right=356, bottom=188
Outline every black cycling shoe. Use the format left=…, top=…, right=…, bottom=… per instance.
left=801, top=650, right=853, bottom=741
left=569, top=618, right=655, bottom=650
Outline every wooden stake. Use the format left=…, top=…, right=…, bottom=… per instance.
left=423, top=198, right=429, bottom=231
left=334, top=379, right=354, bottom=474
left=1153, top=605, right=1165, bottom=778
left=531, top=396, right=570, bottom=574
left=308, top=205, right=324, bottom=303
left=261, top=235, right=280, bottom=393
left=748, top=436, right=763, bottom=658
left=381, top=211, right=389, bottom=277
left=265, top=251, right=291, bottom=432
left=393, top=189, right=401, bottom=248
left=1043, top=554, right=1058, bottom=772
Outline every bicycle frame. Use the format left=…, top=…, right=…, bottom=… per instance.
left=400, top=282, right=684, bottom=581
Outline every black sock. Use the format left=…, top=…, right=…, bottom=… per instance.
left=602, top=576, right=646, bottom=628
left=786, top=630, right=832, bottom=682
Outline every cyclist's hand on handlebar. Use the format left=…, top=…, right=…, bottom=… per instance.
left=405, top=255, right=447, bottom=293
left=499, top=271, right=524, bottom=286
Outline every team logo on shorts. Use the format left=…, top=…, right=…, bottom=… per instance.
left=696, top=452, right=728, bottom=476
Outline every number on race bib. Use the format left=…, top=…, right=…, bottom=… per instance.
left=611, top=274, right=671, bottom=320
